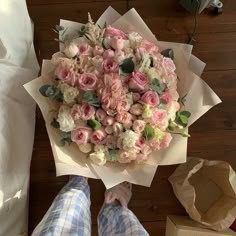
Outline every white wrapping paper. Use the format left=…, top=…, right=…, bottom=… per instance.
left=24, top=7, right=221, bottom=189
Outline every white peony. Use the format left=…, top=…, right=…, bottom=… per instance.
left=120, top=130, right=140, bottom=151
left=64, top=43, right=79, bottom=58
left=63, top=86, right=79, bottom=105
left=78, top=143, right=93, bottom=153
left=89, top=151, right=107, bottom=166
left=57, top=106, right=75, bottom=132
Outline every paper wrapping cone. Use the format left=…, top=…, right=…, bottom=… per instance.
left=24, top=7, right=221, bottom=189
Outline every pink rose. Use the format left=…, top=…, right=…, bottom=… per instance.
left=135, top=47, right=146, bottom=61
left=102, top=59, right=119, bottom=73
left=96, top=109, right=107, bottom=121
left=148, top=139, right=160, bottom=151
left=55, top=65, right=77, bottom=86
left=141, top=144, right=152, bottom=156
left=116, top=111, right=132, bottom=126
left=80, top=103, right=95, bottom=120
left=132, top=120, right=146, bottom=133
left=113, top=122, right=123, bottom=135
left=116, top=99, right=130, bottom=113
left=71, top=127, right=92, bottom=144
left=110, top=36, right=125, bottom=50
left=142, top=39, right=159, bottom=54
left=101, top=96, right=111, bottom=111
left=136, top=153, right=149, bottom=163
left=147, top=109, right=168, bottom=129
left=103, top=49, right=115, bottom=59
left=160, top=132, right=172, bottom=149
left=130, top=103, right=143, bottom=116
left=90, top=128, right=107, bottom=144
left=104, top=26, right=128, bottom=39
left=135, top=136, right=146, bottom=150
left=118, top=150, right=137, bottom=163
left=78, top=44, right=92, bottom=56
left=132, top=93, right=141, bottom=102
left=163, top=57, right=176, bottom=75
left=102, top=116, right=115, bottom=126
left=129, top=71, right=150, bottom=92
left=78, top=73, right=98, bottom=91
left=140, top=91, right=159, bottom=107
left=93, top=45, right=104, bottom=56
left=160, top=93, right=172, bottom=106
left=111, top=79, right=123, bottom=94
left=105, top=126, right=113, bottom=135
left=70, top=104, right=81, bottom=120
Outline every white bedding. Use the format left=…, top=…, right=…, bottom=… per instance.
left=0, top=0, right=39, bottom=235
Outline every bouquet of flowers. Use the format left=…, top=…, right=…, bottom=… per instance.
left=39, top=13, right=191, bottom=166
left=24, top=7, right=221, bottom=188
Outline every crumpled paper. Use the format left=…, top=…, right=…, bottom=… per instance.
left=169, top=157, right=236, bottom=231
left=24, top=7, right=221, bottom=189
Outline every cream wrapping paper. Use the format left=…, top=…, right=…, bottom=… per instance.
left=168, top=158, right=236, bottom=231
left=24, top=7, right=221, bottom=189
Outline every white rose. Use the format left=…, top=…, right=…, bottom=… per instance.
left=78, top=143, right=93, bottom=153
left=64, top=43, right=78, bottom=58
left=63, top=87, right=79, bottom=105
left=57, top=107, right=75, bottom=132
left=120, top=130, right=140, bottom=151
left=89, top=151, right=107, bottom=166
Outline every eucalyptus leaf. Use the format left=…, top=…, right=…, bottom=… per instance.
left=83, top=91, right=100, bottom=107
left=161, top=48, right=174, bottom=60
left=144, top=124, right=155, bottom=141
left=55, top=25, right=65, bottom=32
left=109, top=149, right=119, bottom=161
left=120, top=57, right=135, bottom=74
left=51, top=118, right=60, bottom=128
left=39, top=85, right=56, bottom=97
left=150, top=78, right=166, bottom=95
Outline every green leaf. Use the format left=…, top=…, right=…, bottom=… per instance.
left=39, top=85, right=56, bottom=97
left=83, top=91, right=100, bottom=107
left=109, top=149, right=119, bottom=161
left=51, top=118, right=60, bottom=128
left=120, top=57, right=135, bottom=74
left=144, top=124, right=155, bottom=141
left=60, top=132, right=72, bottom=146
left=179, top=115, right=188, bottom=124
left=150, top=78, right=166, bottom=95
left=54, top=88, right=63, bottom=103
left=87, top=119, right=101, bottom=130
left=161, top=48, right=174, bottom=60
left=180, top=111, right=191, bottom=118
left=55, top=25, right=65, bottom=32
left=175, top=111, right=191, bottom=128
left=159, top=98, right=167, bottom=109
left=78, top=25, right=88, bottom=37
left=150, top=57, right=154, bottom=67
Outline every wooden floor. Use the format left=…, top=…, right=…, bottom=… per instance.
left=27, top=0, right=236, bottom=235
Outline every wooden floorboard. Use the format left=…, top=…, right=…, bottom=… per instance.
left=27, top=0, right=236, bottom=235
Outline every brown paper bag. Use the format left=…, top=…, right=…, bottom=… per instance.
left=168, top=157, right=236, bottom=231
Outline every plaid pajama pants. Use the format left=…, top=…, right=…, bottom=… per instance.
left=32, top=176, right=149, bottom=236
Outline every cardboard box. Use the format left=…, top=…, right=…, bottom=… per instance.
left=166, top=215, right=235, bottom=236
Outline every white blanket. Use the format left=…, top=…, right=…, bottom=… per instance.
left=0, top=0, right=39, bottom=235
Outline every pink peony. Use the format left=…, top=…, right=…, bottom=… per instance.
left=90, top=128, right=107, bottom=144
left=140, top=91, right=159, bottom=107
left=110, top=36, right=125, bottom=50
left=80, top=103, right=95, bottom=120
left=93, top=45, right=104, bottom=56
left=71, top=127, right=92, bottom=144
left=103, top=49, right=115, bottom=59
left=116, top=111, right=132, bottom=126
left=96, top=109, right=107, bottom=121
left=78, top=73, right=98, bottom=91
left=70, top=104, right=81, bottom=120
left=132, top=120, right=146, bottom=133
left=129, top=103, right=144, bottom=116
left=102, top=59, right=119, bottom=73
left=104, top=26, right=128, bottom=39
left=55, top=65, right=77, bottom=86
left=129, top=71, right=150, bottom=92
left=78, top=44, right=92, bottom=56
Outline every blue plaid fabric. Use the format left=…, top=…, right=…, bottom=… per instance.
left=32, top=176, right=91, bottom=236
left=32, top=176, right=149, bottom=236
left=98, top=205, right=149, bottom=236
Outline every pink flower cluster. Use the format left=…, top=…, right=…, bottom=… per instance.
left=48, top=24, right=182, bottom=165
